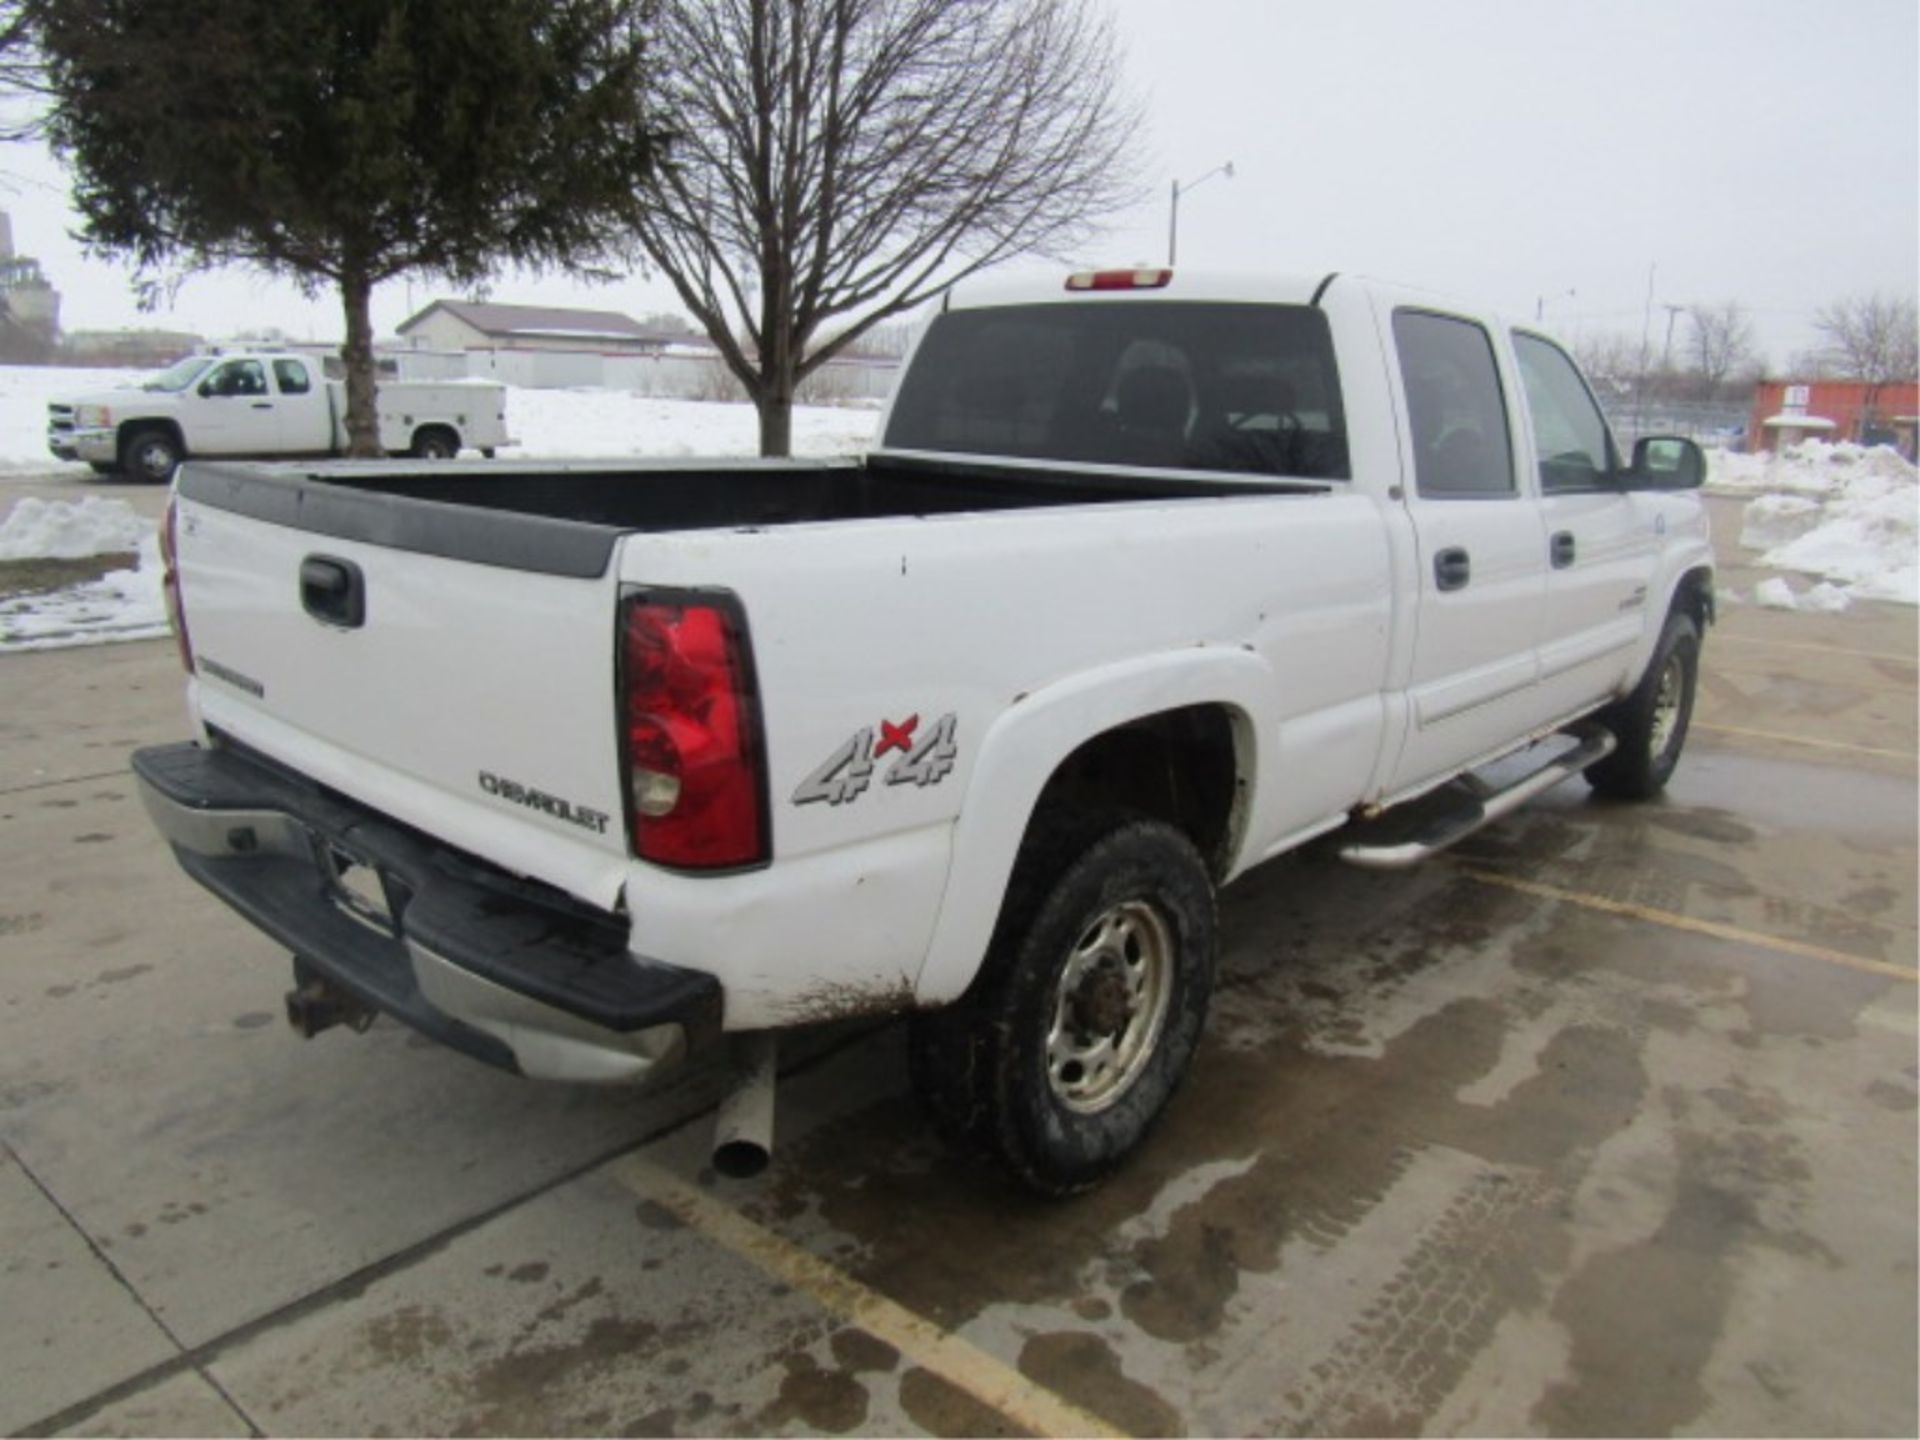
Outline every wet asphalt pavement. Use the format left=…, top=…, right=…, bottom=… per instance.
left=2, top=481, right=1915, bottom=1436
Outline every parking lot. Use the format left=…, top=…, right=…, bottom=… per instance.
left=3, top=482, right=1914, bottom=1437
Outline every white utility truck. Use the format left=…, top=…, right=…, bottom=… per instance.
left=133, top=270, right=1712, bottom=1193
left=49, top=351, right=512, bottom=482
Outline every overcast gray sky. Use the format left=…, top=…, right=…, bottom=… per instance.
left=2, top=0, right=1913, bottom=367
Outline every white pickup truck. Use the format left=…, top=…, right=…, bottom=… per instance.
left=48, top=351, right=512, bottom=482
left=133, top=270, right=1712, bottom=1193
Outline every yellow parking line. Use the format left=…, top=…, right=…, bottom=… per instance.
left=1714, top=633, right=1914, bottom=664
left=1704, top=662, right=1916, bottom=698
left=1693, top=722, right=1916, bottom=762
left=612, top=1159, right=1121, bottom=1439
left=1462, top=868, right=1916, bottom=983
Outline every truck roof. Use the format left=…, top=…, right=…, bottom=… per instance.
left=945, top=268, right=1331, bottom=311
left=942, top=268, right=1528, bottom=335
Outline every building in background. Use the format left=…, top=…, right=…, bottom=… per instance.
left=63, top=329, right=207, bottom=369
left=1749, top=379, right=1920, bottom=460
left=0, top=211, right=63, bottom=360
left=397, top=300, right=676, bottom=356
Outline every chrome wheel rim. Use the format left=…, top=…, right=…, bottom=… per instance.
left=1649, top=654, right=1685, bottom=756
left=136, top=441, right=174, bottom=480
left=1046, top=899, right=1175, bottom=1114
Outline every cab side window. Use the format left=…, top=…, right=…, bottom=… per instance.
left=1512, top=333, right=1616, bottom=491
left=273, top=359, right=312, bottom=395
left=1392, top=310, right=1516, bottom=497
left=205, top=360, right=268, bottom=397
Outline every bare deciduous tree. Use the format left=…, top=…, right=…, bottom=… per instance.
left=1685, top=300, right=1756, bottom=399
left=1812, top=292, right=1919, bottom=425
left=631, top=0, right=1143, bottom=455
left=0, top=0, right=47, bottom=141
left=1571, top=330, right=1640, bottom=396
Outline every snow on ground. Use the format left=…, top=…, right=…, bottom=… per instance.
left=0, top=496, right=149, bottom=559
left=0, top=362, right=882, bottom=472
left=504, top=387, right=880, bottom=460
left=0, top=533, right=168, bottom=650
left=0, top=364, right=146, bottom=473
left=1708, top=440, right=1917, bottom=606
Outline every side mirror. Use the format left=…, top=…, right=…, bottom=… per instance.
left=1627, top=435, right=1705, bottom=490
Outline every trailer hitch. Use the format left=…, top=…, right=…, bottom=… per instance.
left=284, top=962, right=376, bottom=1039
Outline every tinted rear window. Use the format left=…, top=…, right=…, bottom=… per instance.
left=883, top=302, right=1349, bottom=480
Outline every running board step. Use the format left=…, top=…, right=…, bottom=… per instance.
left=1338, top=725, right=1618, bottom=871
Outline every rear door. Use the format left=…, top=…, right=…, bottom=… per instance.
left=1510, top=330, right=1657, bottom=715
left=268, top=357, right=335, bottom=453
left=1383, top=305, right=1550, bottom=793
left=173, top=474, right=634, bottom=907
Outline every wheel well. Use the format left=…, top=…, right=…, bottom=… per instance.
left=414, top=423, right=460, bottom=451
left=1671, top=565, right=1715, bottom=631
left=117, top=419, right=184, bottom=456
left=1026, top=705, right=1243, bottom=878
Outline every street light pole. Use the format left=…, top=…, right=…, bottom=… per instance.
left=1168, top=161, right=1234, bottom=266
left=1535, top=288, right=1575, bottom=323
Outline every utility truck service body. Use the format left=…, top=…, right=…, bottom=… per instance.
left=49, top=351, right=511, bottom=482
left=133, top=271, right=1712, bottom=1192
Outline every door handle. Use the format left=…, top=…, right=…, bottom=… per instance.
left=1434, top=547, right=1471, bottom=592
left=1550, top=531, right=1576, bottom=568
left=301, top=555, right=366, bottom=628
left=251, top=402, right=274, bottom=410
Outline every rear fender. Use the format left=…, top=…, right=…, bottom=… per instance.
left=912, top=647, right=1269, bottom=1006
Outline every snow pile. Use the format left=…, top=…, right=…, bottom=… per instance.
left=0, top=496, right=149, bottom=559
left=0, top=534, right=168, bottom=650
left=1710, top=440, right=1918, bottom=606
left=505, top=389, right=878, bottom=460
left=1753, top=577, right=1799, bottom=610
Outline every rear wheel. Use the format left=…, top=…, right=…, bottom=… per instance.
left=1586, top=611, right=1700, bottom=799
left=119, top=428, right=181, bottom=484
left=910, top=812, right=1217, bottom=1196
left=409, top=427, right=458, bottom=460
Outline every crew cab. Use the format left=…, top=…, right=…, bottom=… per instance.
left=132, top=270, right=1712, bottom=1194
left=49, top=351, right=512, bottom=482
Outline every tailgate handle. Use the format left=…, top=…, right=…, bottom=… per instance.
left=301, top=556, right=365, bottom=628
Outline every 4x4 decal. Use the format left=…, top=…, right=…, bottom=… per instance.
left=793, top=712, right=959, bottom=807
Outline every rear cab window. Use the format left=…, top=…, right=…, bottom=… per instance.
left=273, top=359, right=313, bottom=395
left=1391, top=309, right=1517, bottom=498
left=883, top=301, right=1350, bottom=481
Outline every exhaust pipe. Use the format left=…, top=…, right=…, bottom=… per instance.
left=711, top=1032, right=778, bottom=1180
left=284, top=964, right=375, bottom=1039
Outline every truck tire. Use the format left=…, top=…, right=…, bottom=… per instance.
left=120, top=428, right=182, bottom=484
left=410, top=426, right=459, bottom=460
left=909, top=811, right=1217, bottom=1196
left=1585, top=611, right=1699, bottom=800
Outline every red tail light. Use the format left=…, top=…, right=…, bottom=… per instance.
left=619, top=593, right=768, bottom=870
left=159, top=497, right=194, bottom=674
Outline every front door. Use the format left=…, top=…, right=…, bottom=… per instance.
left=189, top=358, right=281, bottom=454
left=1511, top=331, right=1658, bottom=717
left=1384, top=306, right=1549, bottom=795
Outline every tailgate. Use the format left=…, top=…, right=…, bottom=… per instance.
left=172, top=465, right=632, bottom=909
